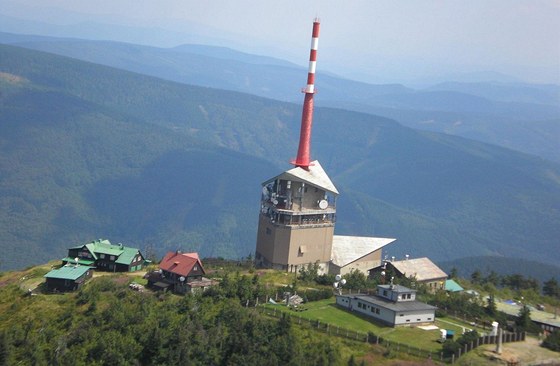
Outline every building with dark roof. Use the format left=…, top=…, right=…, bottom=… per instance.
left=336, top=284, right=437, bottom=327
left=146, top=251, right=216, bottom=294
left=44, top=264, right=93, bottom=292
left=63, top=239, right=146, bottom=272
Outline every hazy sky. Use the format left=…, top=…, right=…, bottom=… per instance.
left=1, top=0, right=559, bottom=84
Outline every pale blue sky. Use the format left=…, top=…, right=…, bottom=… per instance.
left=1, top=0, right=559, bottom=83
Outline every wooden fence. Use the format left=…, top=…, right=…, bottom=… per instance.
left=257, top=306, right=526, bottom=364
left=448, top=331, right=526, bottom=364
left=257, top=306, right=439, bottom=362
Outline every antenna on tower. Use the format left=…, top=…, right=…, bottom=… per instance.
left=292, top=19, right=320, bottom=170
left=333, top=274, right=346, bottom=295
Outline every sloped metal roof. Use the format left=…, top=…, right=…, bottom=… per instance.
left=93, top=241, right=124, bottom=256
left=70, top=239, right=143, bottom=262
left=68, top=243, right=99, bottom=260
left=263, top=160, right=339, bottom=194
left=331, top=235, right=396, bottom=267
left=390, top=257, right=447, bottom=282
left=115, top=247, right=141, bottom=265
left=61, top=257, right=95, bottom=266
left=341, top=294, right=438, bottom=312
left=445, top=279, right=464, bottom=292
left=44, top=265, right=91, bottom=281
left=377, top=284, right=416, bottom=293
left=159, top=251, right=205, bottom=277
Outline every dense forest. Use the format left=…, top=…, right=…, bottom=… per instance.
left=439, top=256, right=560, bottom=285
left=0, top=274, right=342, bottom=366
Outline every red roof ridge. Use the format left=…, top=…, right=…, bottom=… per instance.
left=159, top=251, right=204, bottom=277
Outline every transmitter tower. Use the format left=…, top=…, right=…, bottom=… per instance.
left=255, top=19, right=339, bottom=274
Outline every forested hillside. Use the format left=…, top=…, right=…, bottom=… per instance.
left=2, top=32, right=558, bottom=163
left=1, top=44, right=559, bottom=270
left=0, top=270, right=343, bottom=365
left=439, top=256, right=560, bottom=284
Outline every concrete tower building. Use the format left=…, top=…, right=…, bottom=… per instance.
left=255, top=19, right=395, bottom=275
left=255, top=161, right=338, bottom=273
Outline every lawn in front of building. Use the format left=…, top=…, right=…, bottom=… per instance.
left=264, top=298, right=445, bottom=352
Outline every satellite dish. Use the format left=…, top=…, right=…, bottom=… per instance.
left=262, top=186, right=268, bottom=195
left=340, top=279, right=347, bottom=285
left=381, top=271, right=386, bottom=276
left=74, top=257, right=79, bottom=263
left=179, top=276, right=185, bottom=282
left=333, top=282, right=339, bottom=288
left=335, top=274, right=342, bottom=282
left=272, top=199, right=278, bottom=205
left=318, top=199, right=328, bottom=209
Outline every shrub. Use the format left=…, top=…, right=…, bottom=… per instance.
left=302, top=288, right=333, bottom=302
left=442, top=340, right=461, bottom=357
left=457, top=330, right=478, bottom=346
left=542, top=330, right=560, bottom=352
left=435, top=309, right=447, bottom=317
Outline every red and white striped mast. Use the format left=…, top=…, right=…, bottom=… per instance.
left=292, top=18, right=320, bottom=170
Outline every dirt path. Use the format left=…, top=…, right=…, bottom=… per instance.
left=92, top=270, right=147, bottom=278
left=479, top=337, right=560, bottom=365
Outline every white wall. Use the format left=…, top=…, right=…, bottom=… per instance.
left=336, top=295, right=435, bottom=327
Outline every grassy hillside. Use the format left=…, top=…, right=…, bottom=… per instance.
left=1, top=44, right=559, bottom=271
left=0, top=266, right=354, bottom=366
left=1, top=262, right=557, bottom=366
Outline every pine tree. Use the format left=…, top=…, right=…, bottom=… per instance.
left=515, top=304, right=532, bottom=331
left=471, top=270, right=482, bottom=284
left=486, top=293, right=497, bottom=316
left=543, top=278, right=560, bottom=298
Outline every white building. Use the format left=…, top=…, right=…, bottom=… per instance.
left=336, top=284, right=437, bottom=327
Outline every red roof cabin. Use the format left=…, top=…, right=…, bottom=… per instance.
left=146, top=251, right=215, bottom=294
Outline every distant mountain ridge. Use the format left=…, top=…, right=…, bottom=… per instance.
left=1, top=31, right=558, bottom=163
left=1, top=44, right=559, bottom=271
left=427, top=81, right=560, bottom=105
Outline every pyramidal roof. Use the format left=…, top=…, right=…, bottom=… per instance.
left=263, top=160, right=339, bottom=194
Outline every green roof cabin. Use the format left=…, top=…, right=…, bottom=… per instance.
left=63, top=239, right=147, bottom=272
left=44, top=264, right=93, bottom=292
